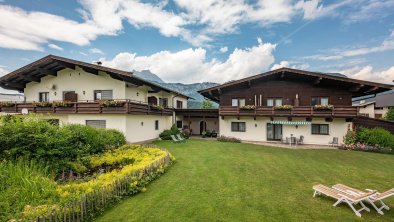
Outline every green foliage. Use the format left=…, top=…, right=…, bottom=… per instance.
left=217, top=136, right=241, bottom=143
left=0, top=159, right=58, bottom=221
left=356, top=127, right=394, bottom=149
left=99, top=100, right=125, bottom=107
left=159, top=124, right=181, bottom=140
left=343, top=130, right=357, bottom=145
left=384, top=107, right=394, bottom=121
left=0, top=115, right=126, bottom=173
left=201, top=99, right=213, bottom=109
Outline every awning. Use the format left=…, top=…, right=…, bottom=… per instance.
left=270, top=121, right=311, bottom=125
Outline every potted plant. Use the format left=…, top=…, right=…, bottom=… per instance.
left=202, top=131, right=207, bottom=138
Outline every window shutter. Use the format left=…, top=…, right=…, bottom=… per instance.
left=101, top=90, right=113, bottom=100
left=86, top=120, right=106, bottom=128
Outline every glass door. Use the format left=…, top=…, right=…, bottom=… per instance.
left=267, top=123, right=282, bottom=141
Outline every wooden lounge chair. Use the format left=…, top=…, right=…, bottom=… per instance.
left=170, top=135, right=181, bottom=143
left=313, top=184, right=376, bottom=217
left=332, top=184, right=394, bottom=215
left=176, top=134, right=186, bottom=142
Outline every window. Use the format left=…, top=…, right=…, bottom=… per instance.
left=267, top=99, right=274, bottom=106
left=311, top=97, right=329, bottom=106
left=267, top=98, right=282, bottom=106
left=360, top=113, right=369, bottom=117
left=155, top=120, right=159, bottom=130
left=159, top=98, right=168, bottom=107
left=86, top=120, right=106, bottom=128
left=232, top=99, right=238, bottom=107
left=176, top=100, right=183, bottom=109
left=239, top=99, right=246, bottom=107
left=39, top=92, right=49, bottom=102
left=176, top=120, right=183, bottom=128
left=94, top=90, right=113, bottom=100
left=231, top=122, right=246, bottom=132
left=232, top=98, right=245, bottom=107
left=311, top=124, right=329, bottom=135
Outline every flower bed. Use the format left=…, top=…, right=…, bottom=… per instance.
left=7, top=144, right=174, bottom=221
left=339, top=143, right=393, bottom=154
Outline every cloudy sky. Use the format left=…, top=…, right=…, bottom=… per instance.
left=1, top=0, right=394, bottom=93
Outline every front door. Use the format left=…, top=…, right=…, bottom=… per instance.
left=267, top=123, right=282, bottom=141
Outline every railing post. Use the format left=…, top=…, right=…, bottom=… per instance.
left=332, top=105, right=334, bottom=116
left=310, top=106, right=313, bottom=116
left=74, top=102, right=78, bottom=113
left=126, top=100, right=130, bottom=113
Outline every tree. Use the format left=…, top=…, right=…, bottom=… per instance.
left=384, top=107, right=394, bottom=121
left=201, top=99, right=213, bottom=109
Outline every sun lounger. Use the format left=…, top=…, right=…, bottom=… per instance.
left=170, top=135, right=181, bottom=143
left=313, top=184, right=376, bottom=217
left=332, top=184, right=394, bottom=215
left=176, top=134, right=186, bottom=142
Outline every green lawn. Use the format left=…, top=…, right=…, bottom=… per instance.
left=96, top=139, right=394, bottom=222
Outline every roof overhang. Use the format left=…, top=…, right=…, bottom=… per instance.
left=198, top=67, right=394, bottom=102
left=0, top=55, right=192, bottom=99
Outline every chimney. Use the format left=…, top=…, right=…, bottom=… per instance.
left=96, top=61, right=102, bottom=66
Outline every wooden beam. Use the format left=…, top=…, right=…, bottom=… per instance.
left=2, top=81, right=24, bottom=89
left=217, top=88, right=222, bottom=95
left=312, top=77, right=322, bottom=85
left=364, top=86, right=379, bottom=94
left=81, top=66, right=99, bottom=75
left=247, top=80, right=251, bottom=88
left=54, top=61, right=75, bottom=70
left=21, top=75, right=41, bottom=83
left=280, top=72, right=285, bottom=78
left=349, top=84, right=364, bottom=92
left=38, top=68, right=57, bottom=76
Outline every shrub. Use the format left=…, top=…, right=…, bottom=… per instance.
left=159, top=124, right=181, bottom=140
left=0, top=159, right=58, bottom=222
left=217, top=136, right=241, bottom=143
left=356, top=127, right=394, bottom=148
left=343, top=130, right=357, bottom=145
left=384, top=107, right=394, bottom=121
left=0, top=115, right=126, bottom=174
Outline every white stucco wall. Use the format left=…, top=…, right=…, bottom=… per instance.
left=358, top=104, right=375, bottom=118
left=24, top=68, right=128, bottom=102
left=219, top=116, right=350, bottom=145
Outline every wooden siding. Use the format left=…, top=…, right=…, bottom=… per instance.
left=0, top=100, right=173, bottom=116
left=219, top=79, right=353, bottom=107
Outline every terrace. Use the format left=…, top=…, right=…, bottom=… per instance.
left=0, top=100, right=173, bottom=116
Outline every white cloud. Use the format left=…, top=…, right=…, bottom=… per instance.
left=271, top=60, right=310, bottom=70
left=89, top=48, right=104, bottom=55
left=79, top=51, right=88, bottom=56
left=219, top=46, right=228, bottom=53
left=346, top=0, right=394, bottom=23
left=48, top=43, right=63, bottom=51
left=304, top=30, right=394, bottom=61
left=335, top=65, right=394, bottom=84
left=101, top=38, right=276, bottom=83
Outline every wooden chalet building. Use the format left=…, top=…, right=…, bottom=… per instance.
left=0, top=55, right=191, bottom=143
left=199, top=68, right=393, bottom=145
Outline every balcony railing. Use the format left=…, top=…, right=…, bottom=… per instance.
left=0, top=100, right=173, bottom=116
left=219, top=106, right=359, bottom=117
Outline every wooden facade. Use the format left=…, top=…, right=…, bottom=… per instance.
left=0, top=100, right=173, bottom=116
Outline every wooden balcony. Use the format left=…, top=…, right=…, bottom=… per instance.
left=219, top=106, right=358, bottom=118
left=0, top=100, right=173, bottom=116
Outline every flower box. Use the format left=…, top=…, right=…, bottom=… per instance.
left=33, top=102, right=52, bottom=107
left=151, top=105, right=164, bottom=111
left=313, top=104, right=333, bottom=111
left=52, top=101, right=74, bottom=107
left=274, top=105, right=293, bottom=111
left=99, top=100, right=125, bottom=107
left=239, top=105, right=256, bottom=110
left=0, top=102, right=16, bottom=108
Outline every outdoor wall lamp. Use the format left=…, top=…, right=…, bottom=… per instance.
left=54, top=92, right=57, bottom=96
left=141, top=122, right=144, bottom=126
left=295, top=125, right=298, bottom=129
left=83, top=91, right=85, bottom=95
left=137, top=92, right=139, bottom=96
left=255, top=123, right=257, bottom=127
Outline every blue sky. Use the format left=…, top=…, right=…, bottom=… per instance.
left=1, top=0, right=394, bottom=90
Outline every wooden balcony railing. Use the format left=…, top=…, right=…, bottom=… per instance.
left=219, top=106, right=359, bottom=117
left=0, top=100, right=173, bottom=116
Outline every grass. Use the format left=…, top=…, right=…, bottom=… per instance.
left=96, top=139, right=394, bottom=222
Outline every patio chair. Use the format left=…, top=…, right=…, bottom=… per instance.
left=176, top=134, right=187, bottom=142
left=329, top=137, right=338, bottom=147
left=170, top=135, right=181, bottom=143
left=313, top=184, right=376, bottom=217
left=332, top=184, right=394, bottom=215
left=297, top=135, right=304, bottom=145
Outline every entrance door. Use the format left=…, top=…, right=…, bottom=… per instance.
left=267, top=123, right=282, bottom=141
left=200, top=121, right=207, bottom=134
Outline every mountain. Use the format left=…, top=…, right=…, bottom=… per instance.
left=133, top=70, right=219, bottom=108
left=133, top=70, right=165, bottom=83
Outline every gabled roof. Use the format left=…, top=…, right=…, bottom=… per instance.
left=199, top=67, right=394, bottom=102
left=0, top=55, right=191, bottom=99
